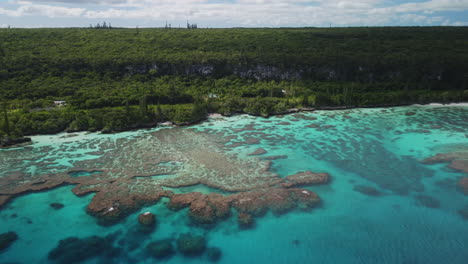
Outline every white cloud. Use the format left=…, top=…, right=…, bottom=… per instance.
left=1, top=0, right=468, bottom=26
left=3, top=1, right=85, bottom=17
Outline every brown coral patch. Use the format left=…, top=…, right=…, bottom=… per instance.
left=423, top=152, right=468, bottom=174
left=281, top=171, right=330, bottom=188
left=248, top=148, right=267, bottom=156
left=458, top=178, right=468, bottom=195
left=168, top=187, right=321, bottom=225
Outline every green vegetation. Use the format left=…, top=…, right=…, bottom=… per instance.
left=1, top=27, right=468, bottom=137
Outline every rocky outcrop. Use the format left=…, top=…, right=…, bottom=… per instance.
left=138, top=212, right=157, bottom=231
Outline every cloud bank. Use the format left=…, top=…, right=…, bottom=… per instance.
left=0, top=0, right=467, bottom=27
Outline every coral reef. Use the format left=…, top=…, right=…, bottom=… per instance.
left=168, top=187, right=321, bottom=225
left=423, top=152, right=468, bottom=174
left=0, top=128, right=329, bottom=226
left=146, top=239, right=175, bottom=259
left=248, top=148, right=267, bottom=156
left=281, top=171, right=329, bottom=188
left=353, top=185, right=382, bottom=196
left=168, top=193, right=230, bottom=225
left=176, top=233, right=206, bottom=256
left=48, top=235, right=120, bottom=264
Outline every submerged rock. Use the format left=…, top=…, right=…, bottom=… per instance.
left=0, top=232, right=18, bottom=252
left=146, top=239, right=175, bottom=259
left=206, top=247, right=222, bottom=262
left=138, top=212, right=156, bottom=227
left=138, top=212, right=157, bottom=232
left=48, top=235, right=119, bottom=263
left=414, top=194, right=440, bottom=209
left=176, top=233, right=206, bottom=256
left=353, top=185, right=382, bottom=196
left=50, top=203, right=65, bottom=210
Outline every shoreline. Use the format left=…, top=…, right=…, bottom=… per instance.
left=2, top=102, right=467, bottom=148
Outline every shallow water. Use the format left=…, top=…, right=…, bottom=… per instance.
left=1, top=105, right=467, bottom=264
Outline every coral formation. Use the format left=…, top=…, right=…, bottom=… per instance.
left=248, top=148, right=267, bottom=156
left=281, top=171, right=329, bottom=188
left=48, top=235, right=120, bottom=264
left=238, top=212, right=254, bottom=229
left=423, top=152, right=468, bottom=174
left=138, top=212, right=156, bottom=227
left=168, top=187, right=321, bottom=225
left=353, top=185, right=382, bottom=196
left=176, top=233, right=206, bottom=256
left=0, top=128, right=329, bottom=226
left=146, top=239, right=175, bottom=259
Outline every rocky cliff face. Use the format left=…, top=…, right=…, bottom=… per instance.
left=124, top=62, right=450, bottom=83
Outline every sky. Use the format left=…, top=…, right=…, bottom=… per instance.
left=0, top=0, right=467, bottom=28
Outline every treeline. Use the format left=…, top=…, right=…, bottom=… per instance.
left=2, top=89, right=467, bottom=138
left=0, top=27, right=468, bottom=138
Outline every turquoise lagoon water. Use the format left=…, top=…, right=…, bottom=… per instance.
left=1, top=105, right=468, bottom=264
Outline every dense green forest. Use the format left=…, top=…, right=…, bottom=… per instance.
left=1, top=27, right=468, bottom=140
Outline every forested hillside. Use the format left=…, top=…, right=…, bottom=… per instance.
left=1, top=27, right=468, bottom=138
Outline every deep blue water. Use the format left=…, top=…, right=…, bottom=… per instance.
left=1, top=104, right=467, bottom=264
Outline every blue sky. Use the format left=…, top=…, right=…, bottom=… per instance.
left=0, top=0, right=467, bottom=28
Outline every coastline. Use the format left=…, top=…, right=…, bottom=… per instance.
left=2, top=102, right=467, bottom=149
